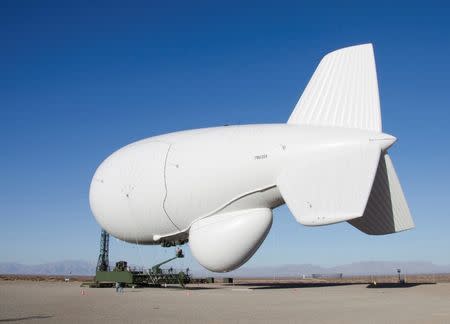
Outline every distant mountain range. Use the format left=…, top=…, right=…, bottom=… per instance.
left=1, top=260, right=449, bottom=277
left=0, top=260, right=96, bottom=276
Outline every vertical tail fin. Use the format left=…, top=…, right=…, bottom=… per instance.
left=288, top=44, right=382, bottom=132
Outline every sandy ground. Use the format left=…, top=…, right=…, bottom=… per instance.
left=1, top=281, right=450, bottom=323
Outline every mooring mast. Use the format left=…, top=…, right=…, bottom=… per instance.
left=96, top=229, right=109, bottom=272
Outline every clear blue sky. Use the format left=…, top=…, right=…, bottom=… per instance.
left=2, top=1, right=449, bottom=270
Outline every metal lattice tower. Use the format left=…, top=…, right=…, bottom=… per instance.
left=96, top=229, right=110, bottom=272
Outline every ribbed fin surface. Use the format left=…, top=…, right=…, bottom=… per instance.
left=349, top=154, right=414, bottom=235
left=288, top=44, right=382, bottom=132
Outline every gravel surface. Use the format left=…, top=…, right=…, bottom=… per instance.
left=1, top=280, right=449, bottom=323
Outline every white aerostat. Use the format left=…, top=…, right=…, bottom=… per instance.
left=90, top=44, right=414, bottom=272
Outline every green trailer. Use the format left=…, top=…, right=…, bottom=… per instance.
left=87, top=249, right=190, bottom=288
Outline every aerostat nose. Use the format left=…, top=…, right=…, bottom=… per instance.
left=370, top=133, right=397, bottom=151
left=89, top=141, right=176, bottom=244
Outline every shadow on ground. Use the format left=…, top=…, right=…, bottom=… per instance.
left=231, top=281, right=437, bottom=290
left=154, top=286, right=220, bottom=291
left=183, top=286, right=220, bottom=290
left=366, top=282, right=436, bottom=289
left=234, top=282, right=359, bottom=290
left=0, top=315, right=53, bottom=322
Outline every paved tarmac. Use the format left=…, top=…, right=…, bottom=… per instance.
left=1, top=280, right=450, bottom=323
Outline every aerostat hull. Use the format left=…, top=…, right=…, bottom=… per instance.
left=90, top=44, right=414, bottom=272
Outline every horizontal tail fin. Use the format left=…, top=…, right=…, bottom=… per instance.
left=288, top=44, right=382, bottom=132
left=348, top=154, right=414, bottom=235
left=277, top=143, right=380, bottom=226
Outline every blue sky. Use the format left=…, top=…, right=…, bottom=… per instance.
left=2, top=1, right=449, bottom=270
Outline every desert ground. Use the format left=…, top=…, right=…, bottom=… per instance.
left=1, top=278, right=450, bottom=323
